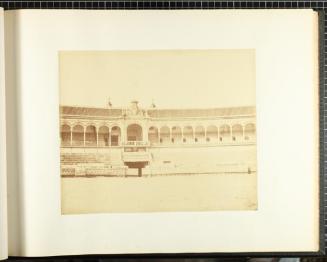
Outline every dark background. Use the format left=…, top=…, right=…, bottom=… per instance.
left=0, top=0, right=325, bottom=261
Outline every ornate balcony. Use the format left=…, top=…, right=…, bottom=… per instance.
left=122, top=151, right=151, bottom=163
left=122, top=141, right=150, bottom=147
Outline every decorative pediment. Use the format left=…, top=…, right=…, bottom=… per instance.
left=124, top=100, right=147, bottom=118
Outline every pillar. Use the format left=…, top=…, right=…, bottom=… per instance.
left=83, top=126, right=86, bottom=147
left=192, top=127, right=195, bottom=143
left=121, top=124, right=125, bottom=145
left=70, top=129, right=73, bottom=147
left=243, top=125, right=246, bottom=141
left=169, top=128, right=172, bottom=143
left=142, top=124, right=148, bottom=144
left=96, top=129, right=99, bottom=147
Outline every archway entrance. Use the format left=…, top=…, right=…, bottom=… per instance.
left=127, top=124, right=143, bottom=141
left=111, top=126, right=121, bottom=146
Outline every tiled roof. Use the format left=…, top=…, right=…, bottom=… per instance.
left=147, top=107, right=255, bottom=118
left=61, top=106, right=123, bottom=117
left=60, top=106, right=255, bottom=118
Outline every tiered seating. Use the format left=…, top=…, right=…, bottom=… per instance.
left=61, top=153, right=100, bottom=165
left=107, top=151, right=124, bottom=166
left=61, top=145, right=257, bottom=178
left=144, top=146, right=257, bottom=176
left=61, top=152, right=126, bottom=177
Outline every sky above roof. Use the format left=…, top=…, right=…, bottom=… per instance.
left=59, top=49, right=255, bottom=109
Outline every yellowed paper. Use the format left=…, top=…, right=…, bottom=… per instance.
left=3, top=9, right=319, bottom=256
left=59, top=50, right=257, bottom=214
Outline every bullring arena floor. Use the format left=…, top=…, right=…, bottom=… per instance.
left=61, top=172, right=257, bottom=214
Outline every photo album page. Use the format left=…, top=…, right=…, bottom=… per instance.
left=0, top=9, right=320, bottom=258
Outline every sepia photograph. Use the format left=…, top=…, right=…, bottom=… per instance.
left=59, top=49, right=257, bottom=214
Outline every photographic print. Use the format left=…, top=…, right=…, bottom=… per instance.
left=59, top=50, right=257, bottom=214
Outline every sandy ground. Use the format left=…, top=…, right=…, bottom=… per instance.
left=61, top=173, right=257, bottom=214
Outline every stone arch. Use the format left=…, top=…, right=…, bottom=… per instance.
left=219, top=125, right=231, bottom=142
left=195, top=126, right=205, bottom=143
left=206, top=125, right=218, bottom=142
left=183, top=126, right=193, bottom=143
left=111, top=126, right=121, bottom=146
left=60, top=124, right=71, bottom=146
left=127, top=124, right=143, bottom=141
left=98, top=126, right=110, bottom=146
left=244, top=123, right=256, bottom=140
left=72, top=125, right=84, bottom=146
left=171, top=126, right=182, bottom=143
left=85, top=125, right=97, bottom=146
left=232, top=124, right=243, bottom=141
left=160, top=126, right=170, bottom=144
left=148, top=126, right=159, bottom=144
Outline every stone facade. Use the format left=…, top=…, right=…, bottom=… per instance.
left=60, top=101, right=256, bottom=177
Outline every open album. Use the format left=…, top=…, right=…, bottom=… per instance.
left=0, top=8, right=321, bottom=259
